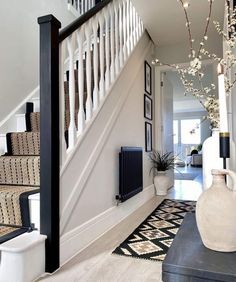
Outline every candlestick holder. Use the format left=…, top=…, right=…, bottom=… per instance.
left=219, top=132, right=230, bottom=170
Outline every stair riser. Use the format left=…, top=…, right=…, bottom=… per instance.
left=16, top=114, right=26, bottom=132
left=6, top=132, right=40, bottom=156
left=0, top=135, right=7, bottom=155
left=0, top=157, right=40, bottom=186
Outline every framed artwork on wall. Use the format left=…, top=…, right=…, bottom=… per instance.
left=144, top=61, right=152, bottom=95
left=145, top=122, right=152, bottom=152
left=144, top=94, right=152, bottom=120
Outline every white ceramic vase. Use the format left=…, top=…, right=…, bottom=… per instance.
left=196, top=169, right=236, bottom=252
left=202, top=128, right=223, bottom=190
left=154, top=171, right=170, bottom=195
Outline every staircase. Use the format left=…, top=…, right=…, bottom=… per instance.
left=0, top=104, right=39, bottom=240
left=0, top=0, right=145, bottom=279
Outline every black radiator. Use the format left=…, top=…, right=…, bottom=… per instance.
left=117, top=147, right=143, bottom=202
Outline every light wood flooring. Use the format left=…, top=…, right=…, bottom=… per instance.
left=39, top=167, right=203, bottom=282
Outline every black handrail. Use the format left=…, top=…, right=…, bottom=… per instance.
left=59, top=0, right=112, bottom=42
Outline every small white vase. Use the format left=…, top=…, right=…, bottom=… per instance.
left=154, top=171, right=170, bottom=196
left=196, top=169, right=236, bottom=252
left=202, top=128, right=223, bottom=190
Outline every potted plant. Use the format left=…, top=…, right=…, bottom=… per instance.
left=149, top=151, right=176, bottom=195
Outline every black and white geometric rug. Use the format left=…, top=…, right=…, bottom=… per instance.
left=112, top=199, right=196, bottom=262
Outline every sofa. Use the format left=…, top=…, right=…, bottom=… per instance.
left=190, top=153, right=202, bottom=167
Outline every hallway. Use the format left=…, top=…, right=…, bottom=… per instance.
left=39, top=177, right=203, bottom=282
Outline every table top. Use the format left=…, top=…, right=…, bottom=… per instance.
left=162, top=213, right=236, bottom=282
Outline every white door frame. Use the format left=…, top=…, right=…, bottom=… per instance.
left=153, top=59, right=214, bottom=153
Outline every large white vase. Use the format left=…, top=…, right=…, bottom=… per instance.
left=202, top=128, right=223, bottom=190
left=196, top=169, right=236, bottom=252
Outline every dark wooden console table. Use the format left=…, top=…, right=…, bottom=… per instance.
left=162, top=213, right=236, bottom=282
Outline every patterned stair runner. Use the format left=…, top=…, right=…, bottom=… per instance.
left=0, top=120, right=40, bottom=242
left=0, top=50, right=100, bottom=241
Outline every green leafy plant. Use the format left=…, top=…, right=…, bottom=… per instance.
left=197, top=144, right=202, bottom=152
left=149, top=151, right=176, bottom=174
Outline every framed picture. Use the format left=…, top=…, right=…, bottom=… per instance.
left=144, top=94, right=152, bottom=120
left=145, top=122, right=152, bottom=152
left=144, top=61, right=152, bottom=95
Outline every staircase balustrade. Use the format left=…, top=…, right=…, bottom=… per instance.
left=68, top=0, right=96, bottom=16
left=38, top=0, right=143, bottom=272
left=60, top=0, right=144, bottom=166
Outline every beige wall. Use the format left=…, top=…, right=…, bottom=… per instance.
left=0, top=0, right=75, bottom=122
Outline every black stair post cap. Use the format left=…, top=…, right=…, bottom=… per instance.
left=38, top=14, right=61, bottom=28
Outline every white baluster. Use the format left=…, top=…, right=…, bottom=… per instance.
left=92, top=17, right=99, bottom=110
left=85, top=0, right=88, bottom=12
left=82, top=0, right=84, bottom=14
left=123, top=1, right=127, bottom=61
left=76, top=26, right=85, bottom=135
left=130, top=1, right=134, bottom=51
left=98, top=13, right=105, bottom=99
left=110, top=5, right=115, bottom=83
left=133, top=6, right=136, bottom=48
left=66, top=34, right=77, bottom=150
left=138, top=16, right=141, bottom=39
left=119, top=1, right=124, bottom=68
left=134, top=7, right=137, bottom=45
left=114, top=3, right=119, bottom=75
left=126, top=0, right=130, bottom=56
left=78, top=0, right=81, bottom=15
left=104, top=7, right=110, bottom=92
left=85, top=21, right=93, bottom=121
left=59, top=41, right=67, bottom=165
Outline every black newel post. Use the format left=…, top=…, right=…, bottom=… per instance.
left=38, top=14, right=61, bottom=273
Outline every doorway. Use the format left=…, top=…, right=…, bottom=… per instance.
left=164, top=69, right=212, bottom=182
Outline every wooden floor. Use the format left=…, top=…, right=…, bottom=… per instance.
left=39, top=167, right=203, bottom=282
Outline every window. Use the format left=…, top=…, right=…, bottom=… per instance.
left=181, top=119, right=201, bottom=144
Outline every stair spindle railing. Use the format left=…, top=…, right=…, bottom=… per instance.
left=38, top=0, right=143, bottom=272
left=61, top=0, right=144, bottom=165
left=68, top=0, right=96, bottom=16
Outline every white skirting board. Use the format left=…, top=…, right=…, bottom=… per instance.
left=60, top=184, right=155, bottom=265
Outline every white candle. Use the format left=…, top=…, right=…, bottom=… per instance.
left=217, top=63, right=228, bottom=132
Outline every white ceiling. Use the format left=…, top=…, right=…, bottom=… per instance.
left=132, top=0, right=224, bottom=47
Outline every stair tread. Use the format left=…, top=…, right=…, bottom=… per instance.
left=0, top=225, right=27, bottom=244
left=0, top=184, right=39, bottom=226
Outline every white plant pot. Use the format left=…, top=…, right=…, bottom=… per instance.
left=154, top=171, right=170, bottom=196
left=202, top=128, right=223, bottom=190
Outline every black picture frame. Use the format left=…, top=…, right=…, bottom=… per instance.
left=144, top=94, right=152, bottom=120
left=144, top=61, right=152, bottom=95
left=145, top=122, right=152, bottom=152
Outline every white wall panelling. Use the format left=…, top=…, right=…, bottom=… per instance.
left=60, top=184, right=154, bottom=265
